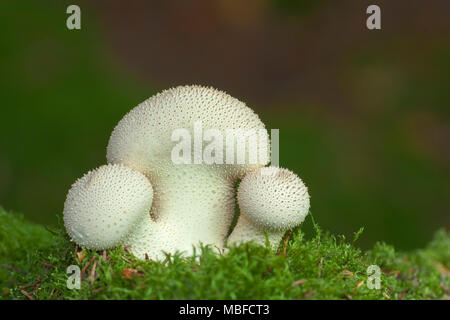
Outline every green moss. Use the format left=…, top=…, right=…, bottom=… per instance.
left=0, top=207, right=448, bottom=300
left=0, top=207, right=55, bottom=290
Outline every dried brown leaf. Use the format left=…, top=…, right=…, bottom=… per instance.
left=122, top=267, right=136, bottom=279
left=342, top=270, right=354, bottom=278
left=77, top=251, right=86, bottom=263
left=121, top=267, right=144, bottom=279
left=356, top=280, right=365, bottom=289
left=291, top=279, right=307, bottom=287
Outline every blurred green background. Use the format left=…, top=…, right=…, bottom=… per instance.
left=0, top=0, right=449, bottom=250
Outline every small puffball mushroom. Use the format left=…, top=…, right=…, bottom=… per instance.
left=63, top=164, right=153, bottom=250
left=227, top=167, right=310, bottom=248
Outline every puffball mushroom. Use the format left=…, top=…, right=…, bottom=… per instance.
left=227, top=167, right=310, bottom=248
left=106, top=85, right=270, bottom=259
left=63, top=164, right=153, bottom=250
left=63, top=85, right=311, bottom=261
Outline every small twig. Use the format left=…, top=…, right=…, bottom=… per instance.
left=74, top=245, right=79, bottom=260
left=81, top=256, right=97, bottom=279
left=162, top=253, right=172, bottom=265
left=318, top=258, right=324, bottom=278
left=20, top=289, right=35, bottom=300
left=283, top=231, right=293, bottom=256
left=317, top=252, right=333, bottom=278
left=40, top=262, right=55, bottom=268
left=400, top=290, right=407, bottom=300
left=19, top=280, right=40, bottom=291
left=19, top=277, right=41, bottom=296
left=2, top=264, right=28, bottom=274
left=121, top=256, right=132, bottom=264
left=89, top=261, right=97, bottom=285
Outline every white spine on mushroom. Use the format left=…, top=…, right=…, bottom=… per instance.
left=107, top=85, right=269, bottom=260
left=63, top=164, right=153, bottom=250
left=227, top=167, right=310, bottom=248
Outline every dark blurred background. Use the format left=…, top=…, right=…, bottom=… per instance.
left=1, top=0, right=449, bottom=250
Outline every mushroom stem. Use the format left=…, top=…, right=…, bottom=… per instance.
left=125, top=165, right=236, bottom=259
left=227, top=214, right=284, bottom=248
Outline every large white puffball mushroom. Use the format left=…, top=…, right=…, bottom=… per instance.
left=63, top=164, right=153, bottom=250
left=107, top=85, right=269, bottom=260
left=227, top=167, right=310, bottom=247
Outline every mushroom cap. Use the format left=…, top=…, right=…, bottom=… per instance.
left=237, top=167, right=310, bottom=231
left=63, top=164, right=153, bottom=250
left=106, top=85, right=269, bottom=181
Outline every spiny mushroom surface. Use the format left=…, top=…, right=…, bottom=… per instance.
left=63, top=85, right=310, bottom=260
left=63, top=164, right=153, bottom=250
left=227, top=166, right=310, bottom=247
